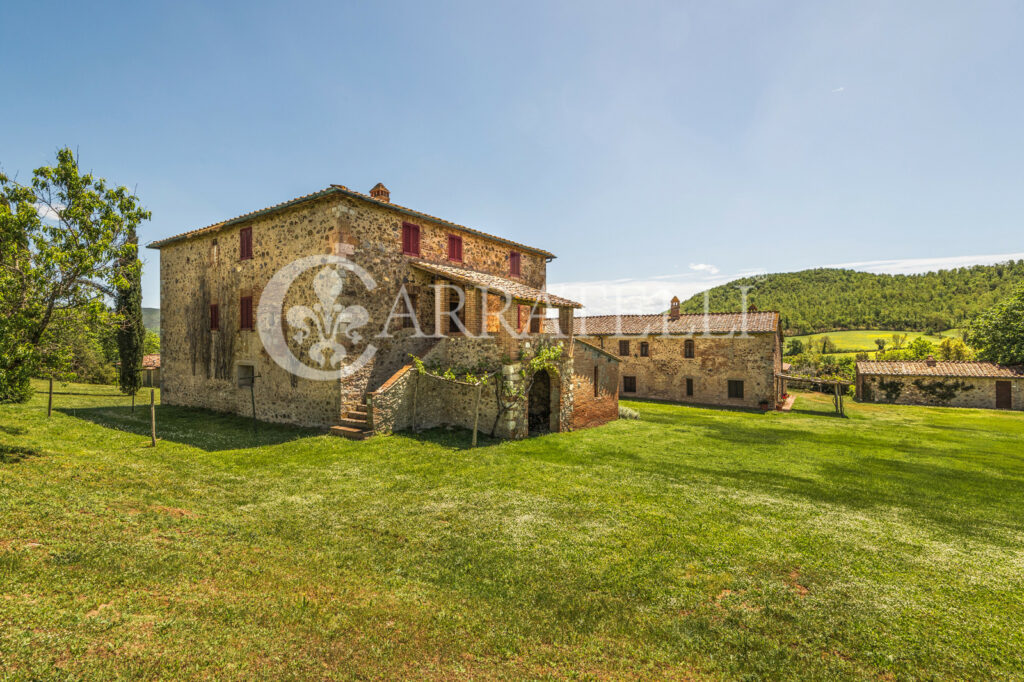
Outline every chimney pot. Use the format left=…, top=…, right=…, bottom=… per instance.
left=369, top=182, right=390, bottom=203
left=669, top=296, right=680, bottom=321
left=926, top=355, right=937, bottom=367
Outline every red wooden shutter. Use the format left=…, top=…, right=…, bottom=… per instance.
left=402, top=223, right=421, bottom=256
left=448, top=234, right=462, bottom=262
left=240, top=227, right=252, bottom=260
left=509, top=252, right=521, bottom=277
left=240, top=296, right=253, bottom=330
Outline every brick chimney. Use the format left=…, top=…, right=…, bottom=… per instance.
left=369, top=182, right=390, bottom=203
left=669, top=296, right=680, bottom=321
left=926, top=355, right=937, bottom=367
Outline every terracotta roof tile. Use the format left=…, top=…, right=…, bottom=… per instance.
left=572, top=312, right=780, bottom=336
left=142, top=354, right=160, bottom=370
left=146, top=185, right=555, bottom=258
left=409, top=259, right=581, bottom=309
left=856, top=361, right=1024, bottom=378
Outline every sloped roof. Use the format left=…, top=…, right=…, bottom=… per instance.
left=146, top=185, right=555, bottom=258
left=856, top=361, right=1024, bottom=378
left=409, top=259, right=581, bottom=309
left=142, top=354, right=160, bottom=370
left=574, top=337, right=621, bottom=362
left=572, top=311, right=780, bottom=336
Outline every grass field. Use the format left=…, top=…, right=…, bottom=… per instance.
left=787, top=329, right=962, bottom=355
left=2, top=380, right=1024, bottom=679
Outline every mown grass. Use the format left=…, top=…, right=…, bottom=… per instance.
left=1, top=380, right=1023, bottom=679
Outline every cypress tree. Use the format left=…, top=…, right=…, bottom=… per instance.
left=116, top=231, right=144, bottom=396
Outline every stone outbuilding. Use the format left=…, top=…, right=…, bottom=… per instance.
left=571, top=297, right=785, bottom=409
left=147, top=183, right=619, bottom=439
left=856, top=357, right=1024, bottom=410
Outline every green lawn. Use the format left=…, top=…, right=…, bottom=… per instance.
left=788, top=329, right=962, bottom=354
left=2, top=380, right=1023, bottom=679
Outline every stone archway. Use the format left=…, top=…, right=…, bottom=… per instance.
left=528, top=369, right=552, bottom=435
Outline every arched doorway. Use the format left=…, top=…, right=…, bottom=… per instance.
left=528, top=369, right=552, bottom=435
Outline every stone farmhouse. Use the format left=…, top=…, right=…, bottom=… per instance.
left=147, top=183, right=619, bottom=439
left=571, top=297, right=786, bottom=409
left=856, top=357, right=1024, bottom=410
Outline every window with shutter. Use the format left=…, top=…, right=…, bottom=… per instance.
left=640, top=341, right=649, bottom=357
left=509, top=251, right=521, bottom=277
left=240, top=296, right=253, bottom=330
left=684, top=339, right=695, bottom=358
left=728, top=380, right=744, bottom=399
left=210, top=304, right=220, bottom=331
left=402, top=223, right=420, bottom=256
left=623, top=376, right=637, bottom=393
left=239, top=228, right=252, bottom=260
left=686, top=378, right=694, bottom=396
left=529, top=309, right=542, bottom=334
left=619, top=340, right=630, bottom=356
left=447, top=234, right=463, bottom=262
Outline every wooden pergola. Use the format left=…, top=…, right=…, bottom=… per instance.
left=777, top=373, right=853, bottom=416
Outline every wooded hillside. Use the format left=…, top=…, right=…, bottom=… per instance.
left=678, top=261, right=1024, bottom=335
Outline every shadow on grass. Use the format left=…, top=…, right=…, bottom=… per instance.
left=0, top=444, right=43, bottom=464
left=397, top=426, right=502, bottom=451
left=57, top=405, right=318, bottom=452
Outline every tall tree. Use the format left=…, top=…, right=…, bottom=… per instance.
left=964, top=283, right=1024, bottom=366
left=0, top=148, right=150, bottom=402
left=115, top=229, right=144, bottom=395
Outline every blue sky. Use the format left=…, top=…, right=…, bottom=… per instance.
left=3, top=1, right=1022, bottom=313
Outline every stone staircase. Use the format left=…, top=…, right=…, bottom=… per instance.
left=329, top=403, right=373, bottom=440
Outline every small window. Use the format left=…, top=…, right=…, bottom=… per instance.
left=509, top=251, right=521, bottom=277
left=684, top=339, right=695, bottom=358
left=623, top=376, right=637, bottom=393
left=686, top=378, right=694, bottom=397
left=210, top=239, right=219, bottom=265
left=240, top=295, right=253, bottom=330
left=447, top=234, right=463, bottom=262
left=239, top=227, right=252, bottom=260
left=401, top=222, right=421, bottom=256
left=210, top=303, right=220, bottom=331
left=446, top=289, right=465, bottom=333
left=529, top=310, right=542, bottom=334
left=402, top=292, right=418, bottom=329
left=640, top=341, right=649, bottom=357
left=593, top=366, right=599, bottom=397
left=237, top=364, right=255, bottom=388
left=728, top=380, right=744, bottom=399
left=619, top=340, right=630, bottom=356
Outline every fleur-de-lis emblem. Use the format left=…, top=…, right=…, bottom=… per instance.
left=285, top=266, right=370, bottom=368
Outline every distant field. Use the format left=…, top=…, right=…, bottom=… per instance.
left=788, top=329, right=962, bottom=354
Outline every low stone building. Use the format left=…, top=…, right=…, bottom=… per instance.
left=572, top=297, right=785, bottom=409
left=147, top=182, right=618, bottom=438
left=856, top=357, right=1024, bottom=410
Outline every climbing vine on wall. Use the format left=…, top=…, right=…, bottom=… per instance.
left=911, top=378, right=975, bottom=405
left=876, top=378, right=904, bottom=403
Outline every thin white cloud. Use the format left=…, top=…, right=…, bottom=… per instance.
left=688, top=262, right=719, bottom=274
left=35, top=203, right=63, bottom=221
left=827, top=252, right=1024, bottom=275
left=831, top=86, right=845, bottom=93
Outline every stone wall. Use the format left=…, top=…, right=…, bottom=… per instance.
left=156, top=191, right=557, bottom=429
left=576, top=332, right=782, bottom=409
left=570, top=340, right=620, bottom=429
left=858, top=374, right=1024, bottom=410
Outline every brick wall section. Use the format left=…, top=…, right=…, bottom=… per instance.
left=157, top=192, right=557, bottom=428
left=857, top=374, right=1024, bottom=410
left=570, top=340, right=620, bottom=429
left=577, top=332, right=782, bottom=409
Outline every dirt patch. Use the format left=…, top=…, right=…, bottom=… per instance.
left=151, top=506, right=196, bottom=518
left=0, top=444, right=43, bottom=464
left=86, top=602, right=113, bottom=618
left=787, top=570, right=809, bottom=597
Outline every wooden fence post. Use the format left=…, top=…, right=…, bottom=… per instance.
left=47, top=377, right=53, bottom=418
left=150, top=389, right=157, bottom=446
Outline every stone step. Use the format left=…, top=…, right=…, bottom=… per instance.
left=329, top=425, right=370, bottom=441
left=338, top=417, right=369, bottom=429
left=344, top=409, right=369, bottom=420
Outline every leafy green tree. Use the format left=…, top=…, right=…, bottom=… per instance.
left=785, top=338, right=804, bottom=356
left=964, top=283, right=1024, bottom=365
left=906, top=337, right=935, bottom=360
left=144, top=329, right=161, bottom=355
left=891, top=333, right=908, bottom=350
left=115, top=228, right=144, bottom=395
left=874, top=338, right=887, bottom=352
left=937, top=337, right=973, bottom=361
left=0, top=148, right=149, bottom=402
left=819, top=335, right=837, bottom=354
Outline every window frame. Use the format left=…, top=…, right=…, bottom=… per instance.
left=684, top=339, right=695, bottom=358
left=623, top=375, right=637, bottom=393
left=728, top=380, right=744, bottom=400
left=447, top=234, right=463, bottom=263
left=509, top=251, right=521, bottom=277
left=237, top=364, right=255, bottom=388
left=237, top=228, right=251, bottom=260
left=618, top=339, right=630, bottom=356
left=401, top=222, right=421, bottom=257
left=640, top=341, right=649, bottom=357
left=686, top=378, right=694, bottom=397
left=240, top=295, right=254, bottom=331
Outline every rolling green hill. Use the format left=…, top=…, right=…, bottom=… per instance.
left=142, top=307, right=160, bottom=332
left=678, top=261, right=1024, bottom=335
